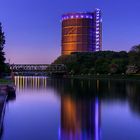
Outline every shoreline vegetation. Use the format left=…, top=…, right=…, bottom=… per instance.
left=0, top=22, right=11, bottom=83
left=0, top=23, right=15, bottom=100
left=53, top=45, right=140, bottom=79
left=65, top=74, right=140, bottom=81
left=0, top=78, right=13, bottom=84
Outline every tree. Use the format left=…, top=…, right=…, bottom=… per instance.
left=0, top=22, right=6, bottom=76
left=53, top=51, right=130, bottom=74
left=111, top=58, right=128, bottom=73
left=129, top=45, right=140, bottom=67
left=95, top=58, right=110, bottom=74
left=109, top=63, right=119, bottom=74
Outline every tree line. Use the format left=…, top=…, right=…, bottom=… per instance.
left=53, top=45, right=140, bottom=75
left=0, top=23, right=10, bottom=77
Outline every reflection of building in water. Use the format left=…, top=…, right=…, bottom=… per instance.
left=14, top=76, right=47, bottom=90
left=61, top=95, right=101, bottom=140
left=126, top=81, right=140, bottom=115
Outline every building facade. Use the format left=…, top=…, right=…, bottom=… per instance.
left=61, top=9, right=102, bottom=55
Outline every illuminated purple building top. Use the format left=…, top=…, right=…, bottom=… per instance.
left=62, top=12, right=94, bottom=20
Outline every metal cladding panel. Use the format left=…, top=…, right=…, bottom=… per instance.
left=61, top=11, right=102, bottom=55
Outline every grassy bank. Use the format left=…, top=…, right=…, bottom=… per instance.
left=66, top=74, right=140, bottom=81
left=0, top=79, right=13, bottom=85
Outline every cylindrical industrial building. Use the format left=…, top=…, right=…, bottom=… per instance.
left=61, top=9, right=102, bottom=55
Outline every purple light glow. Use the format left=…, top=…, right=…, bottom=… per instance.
left=62, top=13, right=94, bottom=21
left=96, top=9, right=100, bottom=11
left=95, top=98, right=99, bottom=140
left=76, top=15, right=79, bottom=18
left=58, top=126, right=61, bottom=140
left=90, top=16, right=93, bottom=19
left=70, top=15, right=74, bottom=19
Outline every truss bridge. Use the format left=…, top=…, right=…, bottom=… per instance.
left=10, top=64, right=67, bottom=76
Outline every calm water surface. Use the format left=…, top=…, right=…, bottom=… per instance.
left=1, top=76, right=140, bottom=140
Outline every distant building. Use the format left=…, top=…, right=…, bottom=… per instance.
left=61, top=9, right=102, bottom=55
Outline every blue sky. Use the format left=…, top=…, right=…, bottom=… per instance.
left=0, top=0, right=140, bottom=64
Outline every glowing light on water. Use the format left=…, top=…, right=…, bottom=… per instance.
left=95, top=98, right=99, bottom=140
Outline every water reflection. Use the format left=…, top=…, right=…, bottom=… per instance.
left=4, top=76, right=140, bottom=140
left=61, top=95, right=100, bottom=140
left=14, top=77, right=102, bottom=140
left=14, top=76, right=140, bottom=117
left=47, top=78, right=140, bottom=116
left=15, top=76, right=47, bottom=90
left=126, top=81, right=140, bottom=116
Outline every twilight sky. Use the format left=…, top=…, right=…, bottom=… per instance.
left=0, top=0, right=140, bottom=64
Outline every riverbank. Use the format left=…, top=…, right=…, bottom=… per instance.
left=0, top=78, right=16, bottom=134
left=66, top=74, right=140, bottom=81
left=0, top=78, right=15, bottom=94
left=0, top=79, right=12, bottom=84
left=0, top=95, right=7, bottom=134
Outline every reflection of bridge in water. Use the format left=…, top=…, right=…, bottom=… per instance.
left=14, top=76, right=48, bottom=90
left=10, top=64, right=67, bottom=76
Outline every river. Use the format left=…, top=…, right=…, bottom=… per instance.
left=1, top=76, right=140, bottom=140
